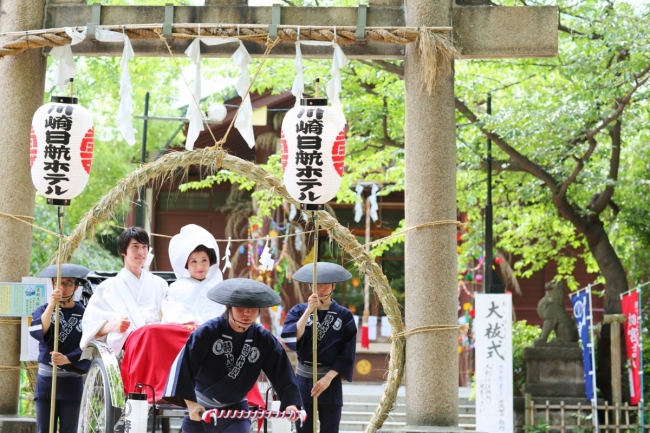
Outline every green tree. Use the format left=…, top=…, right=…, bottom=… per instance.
left=454, top=0, right=650, bottom=313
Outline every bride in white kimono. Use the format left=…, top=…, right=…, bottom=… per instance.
left=161, top=224, right=225, bottom=324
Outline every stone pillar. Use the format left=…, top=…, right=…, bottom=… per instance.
left=0, top=0, right=46, bottom=415
left=402, top=0, right=459, bottom=429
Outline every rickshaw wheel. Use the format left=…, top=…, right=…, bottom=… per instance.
left=78, top=358, right=116, bottom=433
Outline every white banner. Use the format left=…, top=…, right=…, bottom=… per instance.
left=475, top=294, right=513, bottom=433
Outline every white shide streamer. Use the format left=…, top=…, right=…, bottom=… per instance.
left=50, top=27, right=86, bottom=92
left=51, top=27, right=136, bottom=145
left=354, top=183, right=379, bottom=223
left=185, top=38, right=255, bottom=150
left=291, top=40, right=349, bottom=109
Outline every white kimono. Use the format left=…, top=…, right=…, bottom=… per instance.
left=161, top=223, right=225, bottom=325
left=80, top=268, right=167, bottom=353
left=161, top=275, right=225, bottom=324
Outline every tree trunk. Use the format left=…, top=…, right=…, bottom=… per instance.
left=583, top=218, right=627, bottom=314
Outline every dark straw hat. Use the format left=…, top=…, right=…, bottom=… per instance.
left=206, top=278, right=281, bottom=308
left=292, top=262, right=352, bottom=284
left=38, top=264, right=91, bottom=281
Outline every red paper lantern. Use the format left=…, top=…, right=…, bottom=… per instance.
left=281, top=97, right=346, bottom=208
left=30, top=96, right=94, bottom=205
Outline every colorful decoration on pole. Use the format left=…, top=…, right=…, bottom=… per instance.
left=281, top=80, right=346, bottom=209
left=30, top=95, right=94, bottom=206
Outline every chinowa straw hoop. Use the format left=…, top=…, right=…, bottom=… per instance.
left=53, top=147, right=404, bottom=433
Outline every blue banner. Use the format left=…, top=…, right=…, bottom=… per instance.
left=571, top=290, right=594, bottom=400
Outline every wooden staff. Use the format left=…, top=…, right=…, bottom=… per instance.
left=311, top=210, right=319, bottom=433
left=49, top=205, right=65, bottom=433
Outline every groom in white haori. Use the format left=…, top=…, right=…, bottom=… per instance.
left=80, top=227, right=167, bottom=353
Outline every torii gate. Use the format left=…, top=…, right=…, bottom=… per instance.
left=0, top=0, right=556, bottom=431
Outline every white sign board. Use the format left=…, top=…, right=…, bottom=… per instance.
left=380, top=316, right=392, bottom=337
left=368, top=315, right=378, bottom=340
left=20, top=277, right=50, bottom=361
left=475, top=294, right=513, bottom=433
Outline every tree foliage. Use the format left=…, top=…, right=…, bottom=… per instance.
left=30, top=0, right=650, bottom=311
left=455, top=0, right=650, bottom=312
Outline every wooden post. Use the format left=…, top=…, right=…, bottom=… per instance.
left=604, top=314, right=626, bottom=407
left=525, top=393, right=532, bottom=427
left=577, top=402, right=582, bottom=428
left=311, top=211, right=319, bottom=433
left=545, top=400, right=550, bottom=425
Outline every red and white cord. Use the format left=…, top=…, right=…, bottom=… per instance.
left=202, top=409, right=308, bottom=426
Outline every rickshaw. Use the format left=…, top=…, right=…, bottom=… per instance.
left=75, top=272, right=274, bottom=433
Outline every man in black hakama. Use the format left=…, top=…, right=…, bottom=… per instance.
left=165, top=278, right=303, bottom=433
left=281, top=263, right=357, bottom=433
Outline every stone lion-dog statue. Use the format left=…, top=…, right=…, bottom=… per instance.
left=535, top=280, right=579, bottom=345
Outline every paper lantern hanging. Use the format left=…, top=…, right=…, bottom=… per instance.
left=281, top=97, right=346, bottom=209
left=30, top=96, right=94, bottom=205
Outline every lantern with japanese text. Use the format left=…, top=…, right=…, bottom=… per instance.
left=30, top=96, right=94, bottom=205
left=281, top=97, right=346, bottom=209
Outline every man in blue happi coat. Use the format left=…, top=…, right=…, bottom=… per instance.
left=165, top=278, right=303, bottom=433
left=281, top=262, right=358, bottom=433
left=30, top=264, right=92, bottom=433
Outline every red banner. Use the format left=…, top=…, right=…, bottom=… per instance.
left=621, top=290, right=641, bottom=405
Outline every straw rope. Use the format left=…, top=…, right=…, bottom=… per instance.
left=391, top=323, right=469, bottom=340
left=0, top=319, right=22, bottom=324
left=0, top=24, right=457, bottom=93
left=0, top=211, right=63, bottom=239
left=53, top=147, right=404, bottom=433
left=0, top=364, right=38, bottom=372
left=0, top=209, right=460, bottom=247
left=107, top=222, right=314, bottom=242
left=0, top=24, right=453, bottom=58
left=366, top=220, right=465, bottom=248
